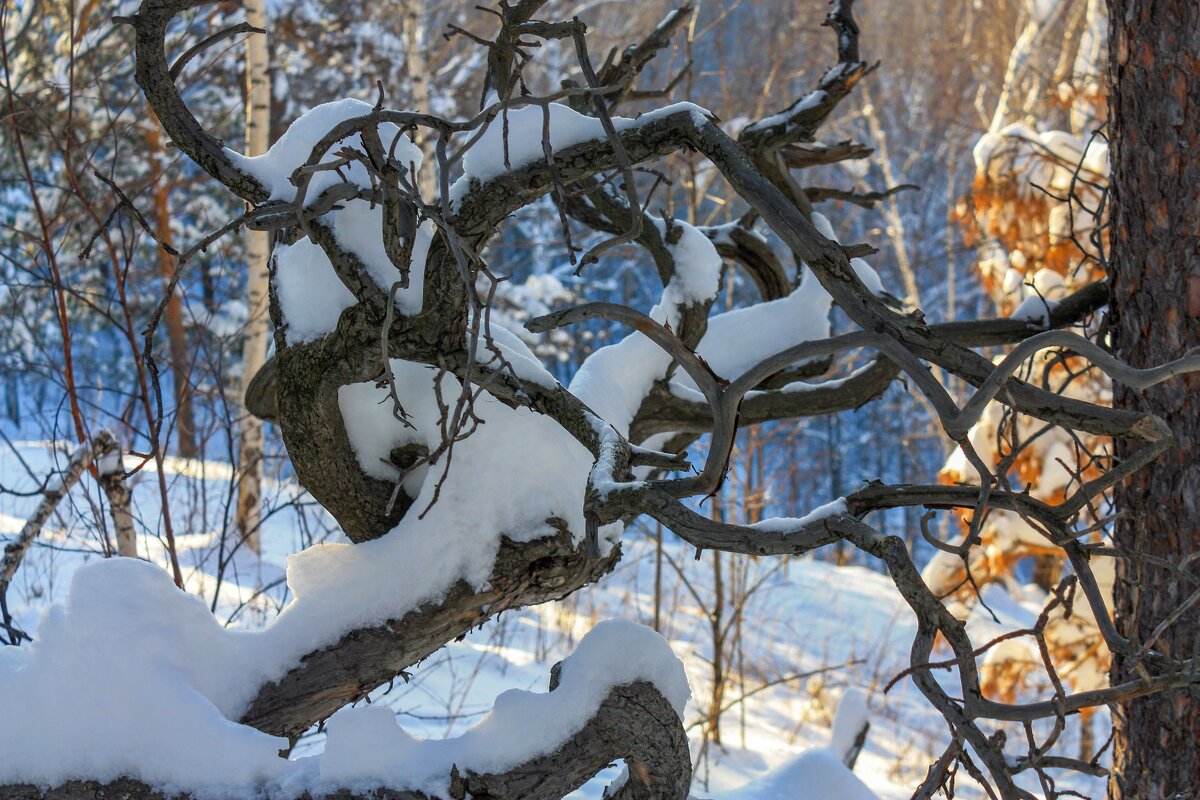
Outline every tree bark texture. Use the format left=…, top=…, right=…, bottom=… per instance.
left=1107, top=2, right=1200, bottom=797
left=236, top=0, right=272, bottom=553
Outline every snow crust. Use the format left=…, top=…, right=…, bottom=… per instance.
left=0, top=585, right=685, bottom=797
left=229, top=98, right=423, bottom=203
left=0, top=362, right=600, bottom=794
left=569, top=217, right=722, bottom=435
left=273, top=236, right=357, bottom=343
left=331, top=200, right=432, bottom=314
left=830, top=687, right=869, bottom=762
left=748, top=498, right=847, bottom=533
left=712, top=748, right=879, bottom=800
left=449, top=100, right=712, bottom=207
left=317, top=619, right=689, bottom=795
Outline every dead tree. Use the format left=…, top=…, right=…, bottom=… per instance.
left=3, top=1, right=1200, bottom=798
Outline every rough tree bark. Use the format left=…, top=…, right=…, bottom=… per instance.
left=1107, top=1, right=1200, bottom=797
left=235, top=0, right=271, bottom=553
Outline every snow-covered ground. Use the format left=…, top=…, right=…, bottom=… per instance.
left=0, top=441, right=1106, bottom=798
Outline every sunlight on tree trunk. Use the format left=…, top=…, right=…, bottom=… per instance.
left=1108, top=0, right=1200, bottom=794
left=236, top=2, right=271, bottom=554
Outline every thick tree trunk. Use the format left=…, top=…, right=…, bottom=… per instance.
left=235, top=1, right=271, bottom=553
left=1107, top=2, right=1200, bottom=797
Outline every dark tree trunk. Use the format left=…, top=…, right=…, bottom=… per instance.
left=1107, top=2, right=1200, bottom=797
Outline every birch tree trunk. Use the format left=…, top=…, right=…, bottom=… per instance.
left=402, top=0, right=435, bottom=199
left=1107, top=0, right=1200, bottom=795
left=235, top=6, right=271, bottom=553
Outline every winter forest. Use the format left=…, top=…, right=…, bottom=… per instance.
left=1, top=0, right=1198, bottom=797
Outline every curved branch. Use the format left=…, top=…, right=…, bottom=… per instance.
left=122, top=0, right=270, bottom=202
left=168, top=20, right=261, bottom=80
left=706, top=223, right=791, bottom=301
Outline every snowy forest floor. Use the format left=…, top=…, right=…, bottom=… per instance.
left=0, top=441, right=1108, bottom=799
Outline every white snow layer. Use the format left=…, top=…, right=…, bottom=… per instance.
left=274, top=202, right=433, bottom=344
left=830, top=687, right=870, bottom=762
left=460, top=101, right=608, bottom=185
left=569, top=217, right=722, bottom=435
left=450, top=100, right=712, bottom=206
left=471, top=319, right=559, bottom=390
left=712, top=749, right=878, bottom=800
left=0, top=559, right=290, bottom=792
left=0, top=361, right=617, bottom=794
left=0, top=572, right=685, bottom=797
left=331, top=200, right=432, bottom=315
left=652, top=217, right=724, bottom=307
left=569, top=310, right=674, bottom=437
left=810, top=212, right=884, bottom=296
left=318, top=619, right=689, bottom=796
left=711, top=687, right=877, bottom=800
left=273, top=236, right=358, bottom=343
left=1009, top=293, right=1057, bottom=326
left=571, top=210, right=888, bottom=430
left=229, top=98, right=424, bottom=204
left=748, top=497, right=847, bottom=533
left=687, top=277, right=833, bottom=387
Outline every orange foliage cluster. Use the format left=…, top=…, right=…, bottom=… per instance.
left=927, top=128, right=1116, bottom=703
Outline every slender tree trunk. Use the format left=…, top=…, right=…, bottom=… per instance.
left=147, top=124, right=197, bottom=459
left=401, top=0, right=435, bottom=199
left=97, top=447, right=137, bottom=558
left=653, top=520, right=663, bottom=633
left=235, top=6, right=271, bottom=553
left=1107, top=2, right=1200, bottom=796
left=708, top=547, right=724, bottom=747
left=860, top=84, right=920, bottom=308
